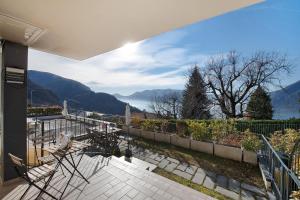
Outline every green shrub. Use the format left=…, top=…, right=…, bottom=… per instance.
left=209, top=119, right=236, bottom=142
left=141, top=119, right=161, bottom=132
left=270, top=129, right=300, bottom=154
left=189, top=121, right=211, bottom=141
left=176, top=120, right=189, bottom=137
left=165, top=121, right=177, bottom=133
left=131, top=117, right=143, bottom=128
left=241, top=129, right=262, bottom=152
left=27, top=106, right=62, bottom=116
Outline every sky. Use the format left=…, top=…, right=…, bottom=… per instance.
left=29, top=0, right=300, bottom=95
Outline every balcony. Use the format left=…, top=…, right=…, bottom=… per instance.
left=1, top=113, right=216, bottom=200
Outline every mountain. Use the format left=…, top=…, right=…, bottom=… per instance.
left=114, top=89, right=183, bottom=101
left=29, top=70, right=91, bottom=100
left=271, top=80, right=300, bottom=119
left=28, top=79, right=60, bottom=105
left=28, top=70, right=140, bottom=115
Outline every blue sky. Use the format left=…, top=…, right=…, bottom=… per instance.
left=29, top=0, right=300, bottom=95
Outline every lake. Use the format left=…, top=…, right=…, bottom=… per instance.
left=117, top=97, right=152, bottom=112
left=117, top=97, right=299, bottom=119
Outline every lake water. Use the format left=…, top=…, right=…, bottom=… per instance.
left=117, top=97, right=152, bottom=112
left=117, top=97, right=299, bottom=119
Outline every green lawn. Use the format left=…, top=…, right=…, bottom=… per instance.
left=132, top=137, right=264, bottom=188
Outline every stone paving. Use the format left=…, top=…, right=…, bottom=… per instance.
left=119, top=141, right=275, bottom=200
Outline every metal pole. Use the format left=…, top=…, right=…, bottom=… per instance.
left=41, top=121, right=44, bottom=157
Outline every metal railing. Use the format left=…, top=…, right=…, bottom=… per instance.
left=260, top=135, right=300, bottom=199
left=26, top=112, right=117, bottom=167
left=236, top=122, right=300, bottom=137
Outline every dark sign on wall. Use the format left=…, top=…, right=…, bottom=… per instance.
left=5, top=67, right=25, bottom=84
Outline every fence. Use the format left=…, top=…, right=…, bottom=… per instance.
left=128, top=118, right=300, bottom=137
left=26, top=113, right=116, bottom=167
left=260, top=135, right=300, bottom=199
left=236, top=121, right=300, bottom=137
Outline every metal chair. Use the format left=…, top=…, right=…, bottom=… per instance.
left=8, top=153, right=58, bottom=200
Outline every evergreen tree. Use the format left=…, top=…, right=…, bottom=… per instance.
left=246, top=86, right=273, bottom=119
left=181, top=66, right=211, bottom=119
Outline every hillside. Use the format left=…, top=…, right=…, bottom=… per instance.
left=29, top=70, right=91, bottom=100
left=114, top=89, right=183, bottom=101
left=28, top=79, right=60, bottom=106
left=28, top=70, right=140, bottom=115
left=271, top=80, right=300, bottom=119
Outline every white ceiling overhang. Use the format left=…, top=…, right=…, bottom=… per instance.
left=0, top=0, right=263, bottom=60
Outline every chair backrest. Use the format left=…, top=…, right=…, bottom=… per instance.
left=8, top=153, right=28, bottom=179
left=8, top=153, right=24, bottom=167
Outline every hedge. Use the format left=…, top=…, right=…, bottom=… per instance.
left=127, top=118, right=300, bottom=137
left=27, top=106, right=62, bottom=117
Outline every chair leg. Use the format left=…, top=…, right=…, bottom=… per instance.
left=19, top=184, right=32, bottom=200
left=33, top=182, right=58, bottom=200
left=35, top=172, right=57, bottom=200
left=59, top=164, right=66, bottom=177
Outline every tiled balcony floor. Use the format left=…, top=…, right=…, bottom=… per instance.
left=1, top=154, right=215, bottom=200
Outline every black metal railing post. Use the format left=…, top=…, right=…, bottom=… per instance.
left=41, top=121, right=44, bottom=157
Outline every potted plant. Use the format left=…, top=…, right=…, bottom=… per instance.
left=170, top=120, right=191, bottom=148
left=189, top=121, right=214, bottom=154
left=140, top=119, right=157, bottom=140
left=129, top=117, right=143, bottom=136
left=241, top=129, right=262, bottom=165
left=210, top=120, right=243, bottom=161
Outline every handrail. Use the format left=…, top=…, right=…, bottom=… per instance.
left=261, top=135, right=291, bottom=169
left=260, top=134, right=300, bottom=199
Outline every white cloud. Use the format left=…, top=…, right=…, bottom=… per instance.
left=29, top=30, right=212, bottom=95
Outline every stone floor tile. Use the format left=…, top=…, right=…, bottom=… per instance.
left=158, top=159, right=169, bottom=169
left=195, top=168, right=206, bottom=175
left=206, top=170, right=216, bottom=178
left=241, top=190, right=255, bottom=200
left=241, top=183, right=265, bottom=196
left=173, top=170, right=192, bottom=180
left=216, top=175, right=228, bottom=188
left=154, top=155, right=165, bottom=162
left=256, top=196, right=267, bottom=200
left=149, top=153, right=158, bottom=160
left=228, top=178, right=240, bottom=194
left=165, top=162, right=178, bottom=172
left=267, top=191, right=277, bottom=200
left=127, top=188, right=139, bottom=198
left=215, top=186, right=239, bottom=200
left=167, top=157, right=180, bottom=164
left=145, top=158, right=159, bottom=165
left=191, top=172, right=205, bottom=185
left=176, top=164, right=188, bottom=171
left=185, top=165, right=197, bottom=175
left=203, top=176, right=216, bottom=190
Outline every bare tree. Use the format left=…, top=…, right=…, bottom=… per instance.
left=204, top=51, right=290, bottom=118
left=149, top=92, right=181, bottom=119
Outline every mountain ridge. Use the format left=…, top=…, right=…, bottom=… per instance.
left=28, top=70, right=140, bottom=115
left=271, top=80, right=300, bottom=119
left=114, top=89, right=183, bottom=101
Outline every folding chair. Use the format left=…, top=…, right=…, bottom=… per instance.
left=8, top=153, right=58, bottom=200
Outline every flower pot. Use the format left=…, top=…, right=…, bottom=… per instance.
left=170, top=135, right=190, bottom=149
left=141, top=130, right=155, bottom=140
left=214, top=143, right=242, bottom=161
left=243, top=150, right=257, bottom=165
left=122, top=126, right=141, bottom=137
left=129, top=127, right=141, bottom=137
left=190, top=140, right=213, bottom=155
left=154, top=132, right=171, bottom=144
